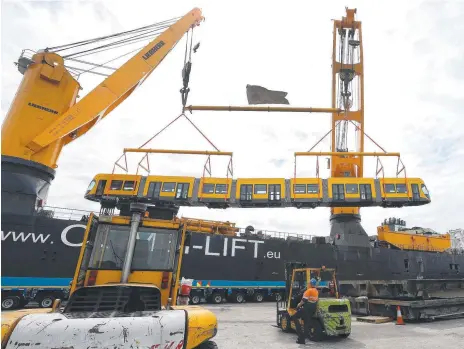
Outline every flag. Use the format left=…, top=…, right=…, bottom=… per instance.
left=246, top=84, right=290, bottom=105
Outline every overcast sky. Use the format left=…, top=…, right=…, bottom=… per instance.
left=2, top=0, right=463, bottom=236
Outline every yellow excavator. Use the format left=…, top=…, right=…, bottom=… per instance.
left=2, top=202, right=220, bottom=348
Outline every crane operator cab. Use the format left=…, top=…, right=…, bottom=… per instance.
left=2, top=203, right=218, bottom=349
left=276, top=262, right=352, bottom=342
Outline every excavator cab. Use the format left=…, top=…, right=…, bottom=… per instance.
left=276, top=262, right=351, bottom=342
left=2, top=203, right=218, bottom=349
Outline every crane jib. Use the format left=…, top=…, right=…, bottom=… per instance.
left=142, top=41, right=166, bottom=60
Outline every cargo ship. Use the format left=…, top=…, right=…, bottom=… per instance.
left=2, top=7, right=463, bottom=313
left=2, top=202, right=463, bottom=308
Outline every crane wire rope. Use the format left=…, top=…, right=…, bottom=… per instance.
left=47, top=17, right=179, bottom=53
left=62, top=26, right=171, bottom=59
left=113, top=28, right=222, bottom=174
left=44, top=16, right=181, bottom=77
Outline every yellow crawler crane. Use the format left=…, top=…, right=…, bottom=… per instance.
left=2, top=203, right=219, bottom=349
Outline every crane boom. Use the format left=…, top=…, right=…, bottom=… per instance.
left=2, top=8, right=203, bottom=169
left=329, top=8, right=370, bottom=247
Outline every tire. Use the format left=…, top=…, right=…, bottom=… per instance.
left=280, top=313, right=292, bottom=332
left=1, top=296, right=19, bottom=310
left=190, top=294, right=201, bottom=305
left=307, top=319, right=324, bottom=342
left=253, top=292, right=264, bottom=303
left=234, top=292, right=245, bottom=303
left=339, top=333, right=351, bottom=338
left=38, top=295, right=55, bottom=308
left=195, top=340, right=218, bottom=349
left=211, top=293, right=222, bottom=304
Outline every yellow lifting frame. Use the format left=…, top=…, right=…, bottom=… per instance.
left=114, top=148, right=234, bottom=179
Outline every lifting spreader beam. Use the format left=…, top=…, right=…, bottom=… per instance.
left=123, top=148, right=233, bottom=156
left=184, top=105, right=343, bottom=114
left=295, top=152, right=401, bottom=157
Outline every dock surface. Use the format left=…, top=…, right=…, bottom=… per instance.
left=205, top=303, right=464, bottom=348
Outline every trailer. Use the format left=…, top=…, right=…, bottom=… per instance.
left=363, top=297, right=464, bottom=321
left=188, top=280, right=286, bottom=304
left=187, top=280, right=331, bottom=305
left=1, top=277, right=71, bottom=310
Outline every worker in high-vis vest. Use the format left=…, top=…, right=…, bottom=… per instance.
left=291, top=278, right=319, bottom=345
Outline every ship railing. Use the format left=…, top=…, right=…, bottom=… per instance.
left=394, top=243, right=464, bottom=254
left=394, top=243, right=444, bottom=252
left=236, top=228, right=318, bottom=242
left=35, top=206, right=97, bottom=221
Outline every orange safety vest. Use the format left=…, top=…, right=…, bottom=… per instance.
left=302, top=287, right=319, bottom=303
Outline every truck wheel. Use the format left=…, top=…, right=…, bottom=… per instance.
left=234, top=292, right=245, bottom=303
left=196, top=340, right=218, bottom=349
left=211, top=293, right=222, bottom=304
left=253, top=292, right=264, bottom=302
left=339, top=333, right=350, bottom=338
left=38, top=295, right=55, bottom=308
left=1, top=296, right=19, bottom=310
left=190, top=294, right=201, bottom=305
left=308, top=320, right=324, bottom=342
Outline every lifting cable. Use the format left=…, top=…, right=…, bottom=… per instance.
left=62, top=26, right=170, bottom=59
left=47, top=17, right=179, bottom=54
left=44, top=16, right=180, bottom=78
left=71, top=45, right=146, bottom=79
left=113, top=29, right=226, bottom=176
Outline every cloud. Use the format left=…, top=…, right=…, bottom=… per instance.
left=2, top=0, right=463, bottom=236
left=269, top=158, right=286, bottom=168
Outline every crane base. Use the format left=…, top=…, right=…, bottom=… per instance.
left=1, top=155, right=55, bottom=216
left=329, top=213, right=371, bottom=247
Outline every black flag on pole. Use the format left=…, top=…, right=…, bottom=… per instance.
left=246, top=84, right=290, bottom=105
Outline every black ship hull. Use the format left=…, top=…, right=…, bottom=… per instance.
left=2, top=214, right=464, bottom=298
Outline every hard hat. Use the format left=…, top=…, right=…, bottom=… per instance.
left=310, top=278, right=317, bottom=286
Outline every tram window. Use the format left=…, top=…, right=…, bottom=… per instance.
left=384, top=184, right=396, bottom=193
left=202, top=184, right=215, bottom=194
left=123, top=181, right=136, bottom=191
left=294, top=184, right=306, bottom=194
left=332, top=184, right=345, bottom=201
left=162, top=182, right=176, bottom=192
left=396, top=184, right=407, bottom=193
left=421, top=184, right=430, bottom=196
left=307, top=184, right=319, bottom=194
left=254, top=184, right=267, bottom=195
left=215, top=184, right=228, bottom=194
left=110, top=180, right=123, bottom=190
left=345, top=184, right=359, bottom=194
